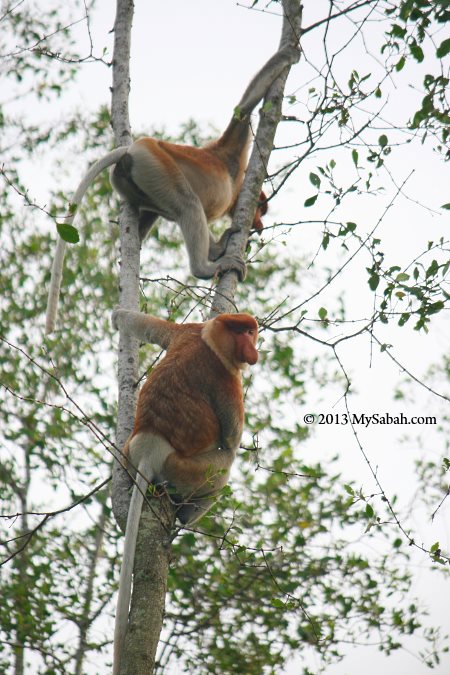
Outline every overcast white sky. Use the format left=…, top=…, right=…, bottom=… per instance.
left=10, top=1, right=450, bottom=673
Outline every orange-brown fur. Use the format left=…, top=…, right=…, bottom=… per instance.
left=46, top=47, right=299, bottom=331
left=131, top=324, right=243, bottom=456
left=135, top=138, right=237, bottom=222
left=112, top=310, right=258, bottom=675
left=113, top=310, right=258, bottom=506
left=127, top=314, right=257, bottom=463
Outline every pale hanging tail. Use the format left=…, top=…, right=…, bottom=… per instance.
left=45, top=147, right=129, bottom=333
left=112, top=455, right=153, bottom=675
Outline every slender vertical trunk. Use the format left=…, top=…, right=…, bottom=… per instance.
left=110, top=2, right=175, bottom=674
left=74, top=502, right=108, bottom=675
left=212, top=0, right=302, bottom=315
left=110, top=1, right=301, bottom=672
left=12, top=446, right=30, bottom=675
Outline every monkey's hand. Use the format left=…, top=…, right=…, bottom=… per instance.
left=214, top=255, right=247, bottom=282
left=111, top=307, right=146, bottom=336
left=111, top=306, right=122, bottom=331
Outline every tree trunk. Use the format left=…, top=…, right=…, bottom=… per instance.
left=110, top=2, right=175, bottom=675
left=213, top=0, right=302, bottom=314
left=111, top=0, right=301, bottom=672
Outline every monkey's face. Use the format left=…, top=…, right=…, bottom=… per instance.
left=202, top=313, right=258, bottom=372
left=219, top=315, right=258, bottom=367
left=233, top=327, right=258, bottom=366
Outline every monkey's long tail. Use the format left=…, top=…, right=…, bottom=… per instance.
left=45, top=146, right=129, bottom=334
left=112, top=455, right=154, bottom=675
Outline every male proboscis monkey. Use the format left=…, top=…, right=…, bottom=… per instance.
left=45, top=44, right=300, bottom=333
left=111, top=309, right=258, bottom=675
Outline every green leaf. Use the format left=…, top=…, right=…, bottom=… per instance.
left=427, top=301, right=444, bottom=315
left=395, top=56, right=406, bottom=72
left=309, top=172, right=321, bottom=187
left=395, top=273, right=410, bottom=282
left=391, top=24, right=406, bottom=39
left=365, top=503, right=374, bottom=518
left=368, top=273, right=380, bottom=291
left=318, top=307, right=328, bottom=321
left=425, top=260, right=439, bottom=278
left=409, top=43, right=424, bottom=63
left=430, top=541, right=440, bottom=553
left=56, top=222, right=80, bottom=244
left=304, top=194, right=318, bottom=207
left=339, top=221, right=357, bottom=236
left=344, top=484, right=354, bottom=496
left=351, top=149, right=358, bottom=167
left=393, top=538, right=402, bottom=548
left=233, top=104, right=243, bottom=120
left=378, top=134, right=388, bottom=148
left=441, top=203, right=450, bottom=210
left=436, top=38, right=450, bottom=58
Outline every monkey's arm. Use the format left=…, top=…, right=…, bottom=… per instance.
left=207, top=388, right=244, bottom=452
left=217, top=410, right=243, bottom=451
left=112, top=309, right=179, bottom=349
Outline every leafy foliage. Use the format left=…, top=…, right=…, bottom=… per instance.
left=0, top=1, right=449, bottom=674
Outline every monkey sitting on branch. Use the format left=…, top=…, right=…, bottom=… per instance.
left=45, top=44, right=300, bottom=333
left=110, top=308, right=258, bottom=675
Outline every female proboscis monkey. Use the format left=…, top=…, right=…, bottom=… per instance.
left=45, top=44, right=300, bottom=333
left=111, top=309, right=259, bottom=675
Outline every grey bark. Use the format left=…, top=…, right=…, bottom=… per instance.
left=111, top=0, right=301, bottom=673
left=211, top=0, right=302, bottom=316
left=110, top=2, right=175, bottom=675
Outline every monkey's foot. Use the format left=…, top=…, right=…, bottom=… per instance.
left=209, top=226, right=241, bottom=261
left=154, top=480, right=170, bottom=493
left=215, top=255, right=247, bottom=281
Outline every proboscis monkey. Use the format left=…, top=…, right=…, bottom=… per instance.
left=111, top=309, right=258, bottom=675
left=45, top=44, right=300, bottom=333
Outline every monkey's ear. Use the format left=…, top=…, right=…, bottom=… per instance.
left=252, top=191, right=268, bottom=233
left=258, top=191, right=268, bottom=216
